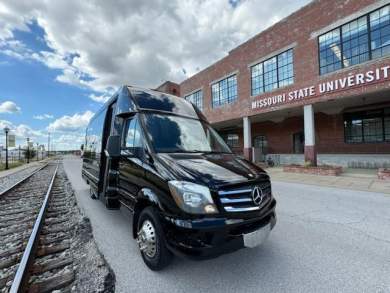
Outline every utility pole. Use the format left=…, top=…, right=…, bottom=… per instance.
left=18, top=145, right=20, bottom=161
left=4, top=127, right=9, bottom=170
left=36, top=142, right=39, bottom=161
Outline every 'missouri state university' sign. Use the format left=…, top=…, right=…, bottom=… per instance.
left=251, top=65, right=390, bottom=110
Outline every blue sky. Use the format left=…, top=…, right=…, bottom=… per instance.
left=0, top=0, right=309, bottom=150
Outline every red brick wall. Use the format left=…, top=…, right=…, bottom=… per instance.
left=179, top=0, right=390, bottom=124
left=155, top=81, right=180, bottom=96
left=252, top=117, right=303, bottom=154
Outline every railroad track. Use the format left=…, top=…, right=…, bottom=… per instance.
left=0, top=162, right=76, bottom=293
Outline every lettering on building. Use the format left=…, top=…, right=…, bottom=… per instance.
left=251, top=66, right=390, bottom=110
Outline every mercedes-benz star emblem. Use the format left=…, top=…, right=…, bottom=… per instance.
left=251, top=186, right=263, bottom=206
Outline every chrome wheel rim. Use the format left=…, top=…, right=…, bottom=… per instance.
left=137, top=220, right=157, bottom=258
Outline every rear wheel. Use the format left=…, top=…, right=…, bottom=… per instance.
left=137, top=207, right=172, bottom=271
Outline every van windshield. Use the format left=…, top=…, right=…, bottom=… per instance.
left=142, top=113, right=232, bottom=154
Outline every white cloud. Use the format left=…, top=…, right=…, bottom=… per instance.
left=0, top=0, right=310, bottom=95
left=47, top=110, right=94, bottom=132
left=0, top=118, right=85, bottom=150
left=0, top=119, right=43, bottom=141
left=88, top=93, right=111, bottom=103
left=0, top=100, right=21, bottom=113
left=33, top=113, right=54, bottom=120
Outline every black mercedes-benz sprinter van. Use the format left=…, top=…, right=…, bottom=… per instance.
left=82, top=86, right=276, bottom=270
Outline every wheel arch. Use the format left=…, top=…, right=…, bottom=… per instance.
left=132, top=188, right=164, bottom=238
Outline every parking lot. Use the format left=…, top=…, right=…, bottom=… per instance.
left=63, top=155, right=390, bottom=293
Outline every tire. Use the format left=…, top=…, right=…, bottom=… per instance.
left=137, top=207, right=172, bottom=271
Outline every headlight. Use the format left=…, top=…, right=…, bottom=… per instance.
left=168, top=181, right=218, bottom=214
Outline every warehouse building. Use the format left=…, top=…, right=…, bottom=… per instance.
left=157, top=0, right=390, bottom=168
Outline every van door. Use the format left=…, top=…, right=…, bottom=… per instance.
left=100, top=101, right=117, bottom=195
left=117, top=114, right=147, bottom=210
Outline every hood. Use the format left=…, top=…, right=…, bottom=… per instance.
left=155, top=153, right=268, bottom=188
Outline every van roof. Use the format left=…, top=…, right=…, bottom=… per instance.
left=126, top=86, right=200, bottom=119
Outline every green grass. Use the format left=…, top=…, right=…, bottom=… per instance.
left=0, top=161, right=25, bottom=171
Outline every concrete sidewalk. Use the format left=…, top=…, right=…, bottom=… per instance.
left=267, top=167, right=390, bottom=194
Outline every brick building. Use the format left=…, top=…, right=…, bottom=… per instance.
left=159, top=0, right=390, bottom=168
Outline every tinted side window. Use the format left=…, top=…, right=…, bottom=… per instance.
left=123, top=116, right=144, bottom=156
left=124, top=118, right=137, bottom=148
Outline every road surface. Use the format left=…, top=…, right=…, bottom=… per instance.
left=63, top=156, right=390, bottom=293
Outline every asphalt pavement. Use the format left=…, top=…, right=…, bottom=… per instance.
left=63, top=155, right=390, bottom=293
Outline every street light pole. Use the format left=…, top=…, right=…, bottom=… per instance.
left=36, top=142, right=39, bottom=161
left=27, top=137, right=30, bottom=164
left=48, top=132, right=50, bottom=158
left=4, top=127, right=10, bottom=170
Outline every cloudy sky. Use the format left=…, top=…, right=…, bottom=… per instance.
left=0, top=0, right=310, bottom=150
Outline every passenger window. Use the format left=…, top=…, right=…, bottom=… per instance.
left=123, top=117, right=144, bottom=156
left=124, top=118, right=137, bottom=148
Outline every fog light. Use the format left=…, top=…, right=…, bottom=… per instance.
left=204, top=204, right=217, bottom=214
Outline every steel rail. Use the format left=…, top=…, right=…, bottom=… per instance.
left=0, top=162, right=50, bottom=197
left=9, top=163, right=59, bottom=293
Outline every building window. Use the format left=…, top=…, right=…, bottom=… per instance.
left=342, top=16, right=370, bottom=67
left=211, top=75, right=237, bottom=108
left=225, top=134, right=239, bottom=148
left=185, top=90, right=203, bottom=110
left=319, top=28, right=342, bottom=74
left=344, top=108, right=390, bottom=143
left=319, top=4, right=390, bottom=75
left=370, top=5, right=390, bottom=59
left=251, top=49, right=294, bottom=96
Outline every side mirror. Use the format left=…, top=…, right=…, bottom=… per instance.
left=106, top=135, right=121, bottom=157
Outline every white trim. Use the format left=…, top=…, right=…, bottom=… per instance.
left=247, top=42, right=297, bottom=68
left=209, top=70, right=239, bottom=86
left=311, top=0, right=390, bottom=39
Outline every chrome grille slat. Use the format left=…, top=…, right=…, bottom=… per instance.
left=217, top=182, right=271, bottom=213
left=224, top=206, right=260, bottom=212
left=220, top=197, right=252, bottom=204
left=218, top=189, right=252, bottom=196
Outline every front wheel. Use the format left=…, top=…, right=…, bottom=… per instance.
left=137, top=207, right=172, bottom=271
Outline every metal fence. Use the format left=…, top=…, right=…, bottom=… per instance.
left=0, top=149, right=48, bottom=164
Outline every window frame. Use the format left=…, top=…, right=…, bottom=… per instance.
left=250, top=49, right=294, bottom=96
left=184, top=89, right=203, bottom=111
left=211, top=74, right=238, bottom=108
left=225, top=133, right=240, bottom=148
left=344, top=108, right=390, bottom=144
left=318, top=4, right=390, bottom=75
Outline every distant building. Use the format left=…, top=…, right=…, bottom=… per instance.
left=155, top=81, right=180, bottom=96
left=158, top=0, right=390, bottom=168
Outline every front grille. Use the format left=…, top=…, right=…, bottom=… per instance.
left=217, top=182, right=271, bottom=213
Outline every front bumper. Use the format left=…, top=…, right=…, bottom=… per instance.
left=163, top=199, right=276, bottom=259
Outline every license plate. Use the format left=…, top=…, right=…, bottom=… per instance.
left=243, top=224, right=271, bottom=248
